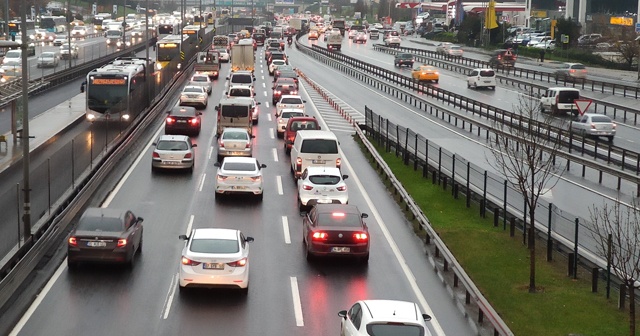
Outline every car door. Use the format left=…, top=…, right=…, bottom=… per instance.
left=468, top=70, right=478, bottom=85
left=342, top=303, right=363, bottom=335
left=125, top=211, right=141, bottom=248
left=572, top=115, right=588, bottom=132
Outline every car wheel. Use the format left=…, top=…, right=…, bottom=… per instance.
left=188, top=164, right=194, bottom=174
left=305, top=243, right=314, bottom=261
left=252, top=119, right=258, bottom=125
left=540, top=104, right=546, bottom=113
left=607, top=136, right=614, bottom=142
left=491, top=86, right=495, bottom=90
left=67, top=260, right=78, bottom=271
left=240, top=287, right=249, bottom=295
left=298, top=198, right=304, bottom=212
left=217, top=155, right=223, bottom=163
left=215, top=192, right=222, bottom=201
left=467, top=81, right=471, bottom=88
left=127, top=253, right=136, bottom=268
left=360, top=253, right=369, bottom=264
left=178, top=285, right=186, bottom=293
left=435, top=80, right=439, bottom=84
left=257, top=192, right=263, bottom=201
left=277, top=132, right=283, bottom=138
left=137, top=237, right=143, bottom=254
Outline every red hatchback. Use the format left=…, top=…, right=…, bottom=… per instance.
left=284, top=116, right=321, bottom=153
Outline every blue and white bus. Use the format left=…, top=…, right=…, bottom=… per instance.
left=40, top=16, right=67, bottom=33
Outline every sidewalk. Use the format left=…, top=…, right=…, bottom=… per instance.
left=0, top=94, right=86, bottom=174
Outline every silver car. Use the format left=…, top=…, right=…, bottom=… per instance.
left=189, top=74, right=212, bottom=95
left=180, top=85, right=208, bottom=109
left=554, top=63, right=587, bottom=82
left=151, top=135, right=197, bottom=173
left=570, top=113, right=616, bottom=141
left=217, top=128, right=253, bottom=162
left=297, top=166, right=349, bottom=211
left=37, top=52, right=59, bottom=68
left=214, top=157, right=266, bottom=200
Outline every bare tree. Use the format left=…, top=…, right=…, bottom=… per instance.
left=590, top=200, right=640, bottom=336
left=486, top=95, right=565, bottom=293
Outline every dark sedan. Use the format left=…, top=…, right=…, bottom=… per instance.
left=67, top=208, right=144, bottom=269
left=302, top=204, right=370, bottom=263
left=165, top=106, right=202, bottom=136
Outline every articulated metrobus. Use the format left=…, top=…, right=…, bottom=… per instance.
left=182, top=25, right=205, bottom=43
left=155, top=34, right=187, bottom=70
left=40, top=16, right=67, bottom=33
left=85, top=57, right=152, bottom=121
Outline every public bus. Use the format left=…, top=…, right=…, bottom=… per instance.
left=93, top=15, right=108, bottom=31
left=85, top=57, right=152, bottom=122
left=155, top=34, right=186, bottom=70
left=40, top=16, right=67, bottom=33
left=182, top=25, right=205, bottom=44
left=7, top=20, right=36, bottom=34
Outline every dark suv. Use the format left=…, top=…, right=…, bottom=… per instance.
left=489, top=49, right=516, bottom=68
left=394, top=53, right=414, bottom=67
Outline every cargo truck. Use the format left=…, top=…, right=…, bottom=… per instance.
left=326, top=32, right=343, bottom=51
left=194, top=50, right=220, bottom=79
left=231, top=39, right=255, bottom=72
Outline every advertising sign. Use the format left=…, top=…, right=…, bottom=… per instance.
left=610, top=17, right=633, bottom=26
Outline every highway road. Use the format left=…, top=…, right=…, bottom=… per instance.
left=3, top=30, right=640, bottom=336
left=7, top=50, right=473, bottom=336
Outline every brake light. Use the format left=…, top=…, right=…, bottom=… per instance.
left=250, top=175, right=262, bottom=181
left=336, top=158, right=341, bottom=168
left=117, top=239, right=127, bottom=248
left=569, top=69, right=576, bottom=73
left=336, top=185, right=346, bottom=191
left=166, top=117, right=175, bottom=124
left=312, top=232, right=328, bottom=240
left=153, top=152, right=160, bottom=158
left=290, top=90, right=298, bottom=94
left=590, top=123, right=597, bottom=129
left=332, top=212, right=345, bottom=217
left=190, top=117, right=199, bottom=125
left=217, top=174, right=228, bottom=181
left=353, top=232, right=368, bottom=241
left=296, top=157, right=302, bottom=168
left=227, top=258, right=247, bottom=267
left=184, top=152, right=192, bottom=158
left=302, top=184, right=313, bottom=190
left=218, top=139, right=224, bottom=147
left=613, top=123, right=617, bottom=129
left=68, top=236, right=77, bottom=247
left=181, top=256, right=201, bottom=266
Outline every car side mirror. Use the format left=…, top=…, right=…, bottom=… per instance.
left=342, top=174, right=349, bottom=180
left=198, top=112, right=203, bottom=115
left=361, top=213, right=369, bottom=218
left=245, top=236, right=255, bottom=242
left=152, top=142, right=157, bottom=146
left=179, top=234, right=188, bottom=240
left=422, top=314, right=432, bottom=321
left=224, top=91, right=227, bottom=95
left=260, top=164, right=267, bottom=168
left=251, top=135, right=256, bottom=138
left=215, top=106, right=220, bottom=112
left=338, top=310, right=347, bottom=319
left=137, top=217, right=144, bottom=222
left=192, top=144, right=197, bottom=147
left=303, top=100, right=307, bottom=103
left=214, top=162, right=221, bottom=167
left=226, top=76, right=230, bottom=80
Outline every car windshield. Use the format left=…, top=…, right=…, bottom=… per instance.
left=157, top=140, right=188, bottom=150
left=281, top=98, right=302, bottom=104
left=223, top=162, right=257, bottom=171
left=591, top=116, right=612, bottom=123
left=317, top=213, right=361, bottom=227
left=222, top=131, right=249, bottom=140
left=282, top=111, right=304, bottom=118
left=77, top=217, right=123, bottom=232
left=300, top=139, right=338, bottom=154
left=190, top=238, right=239, bottom=253
left=309, top=174, right=341, bottom=185
left=367, top=324, right=424, bottom=336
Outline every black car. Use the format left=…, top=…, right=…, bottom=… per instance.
left=67, top=207, right=144, bottom=269
left=303, top=204, right=370, bottom=263
left=394, top=53, right=414, bottom=67
left=253, top=33, right=266, bottom=45
left=165, top=106, right=202, bottom=136
left=489, top=49, right=516, bottom=68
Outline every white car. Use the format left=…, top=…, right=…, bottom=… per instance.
left=178, top=228, right=254, bottom=293
left=59, top=43, right=79, bottom=59
left=189, top=74, right=212, bottom=95
left=445, top=45, right=463, bottom=57
left=37, top=52, right=59, bottom=68
left=384, top=35, right=401, bottom=47
left=435, top=42, right=452, bottom=54
left=277, top=108, right=305, bottom=137
left=348, top=29, right=358, bottom=39
left=53, top=34, right=66, bottom=46
left=339, top=300, right=433, bottom=336
left=216, top=48, right=230, bottom=62
left=276, top=95, right=306, bottom=117
left=214, top=157, right=266, bottom=200
left=570, top=113, right=616, bottom=141
left=180, top=85, right=208, bottom=109
left=467, top=68, right=496, bottom=90
left=269, top=59, right=286, bottom=75
left=297, top=166, right=349, bottom=211
left=71, top=26, right=87, bottom=38
left=216, top=127, right=254, bottom=162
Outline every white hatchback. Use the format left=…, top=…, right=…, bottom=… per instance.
left=178, top=228, right=254, bottom=293
left=269, top=59, right=286, bottom=75
left=214, top=157, right=266, bottom=200
left=297, top=166, right=348, bottom=211
left=277, top=108, right=305, bottom=137
left=339, top=300, right=433, bottom=336
left=467, top=68, right=496, bottom=90
left=276, top=95, right=306, bottom=117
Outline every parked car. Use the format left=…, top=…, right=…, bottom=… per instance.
left=570, top=113, right=616, bottom=141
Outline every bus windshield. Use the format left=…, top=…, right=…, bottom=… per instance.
left=157, top=44, right=180, bottom=61
left=87, top=82, right=128, bottom=114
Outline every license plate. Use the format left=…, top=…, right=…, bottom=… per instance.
left=87, top=241, right=106, bottom=247
left=177, top=120, right=187, bottom=123
left=203, top=263, right=224, bottom=270
left=231, top=185, right=246, bottom=189
left=331, top=247, right=350, bottom=253
left=318, top=199, right=332, bottom=204
left=163, top=161, right=180, bottom=165
left=483, top=80, right=491, bottom=83
left=312, top=160, right=326, bottom=164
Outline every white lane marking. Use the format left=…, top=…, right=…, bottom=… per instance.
left=102, top=124, right=164, bottom=207
left=269, top=128, right=275, bottom=139
left=267, top=113, right=272, bottom=122
left=162, top=273, right=178, bottom=319
left=302, top=81, right=447, bottom=336
left=261, top=76, right=265, bottom=80
left=290, top=277, right=304, bottom=326
left=276, top=176, right=284, bottom=195
left=272, top=148, right=279, bottom=162
left=186, top=215, right=194, bottom=236
left=262, top=82, right=266, bottom=88
left=282, top=216, right=291, bottom=244
left=8, top=260, right=66, bottom=336
left=265, top=102, right=270, bottom=108
left=198, top=174, right=206, bottom=192
left=208, top=146, right=213, bottom=160
left=263, top=91, right=267, bottom=96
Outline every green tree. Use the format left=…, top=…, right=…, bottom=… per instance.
left=554, top=17, right=581, bottom=46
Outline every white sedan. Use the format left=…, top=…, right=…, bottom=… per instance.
left=269, top=59, right=286, bottom=75
left=180, top=85, right=208, bottom=109
left=189, top=74, right=212, bottom=95
left=276, top=95, right=306, bottom=117
left=214, top=157, right=266, bottom=200
left=277, top=108, right=305, bottom=137
left=297, top=166, right=349, bottom=211
left=178, top=228, right=254, bottom=293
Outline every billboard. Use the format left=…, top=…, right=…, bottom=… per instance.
left=275, top=0, right=294, bottom=4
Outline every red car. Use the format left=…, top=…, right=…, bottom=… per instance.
left=284, top=116, right=321, bottom=153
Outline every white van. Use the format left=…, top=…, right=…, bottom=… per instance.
left=540, top=87, right=580, bottom=116
left=467, top=68, right=496, bottom=90
left=216, top=97, right=253, bottom=136
left=291, top=130, right=342, bottom=179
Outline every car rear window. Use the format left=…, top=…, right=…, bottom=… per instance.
left=396, top=53, right=412, bottom=59
left=367, top=324, right=424, bottom=336
left=183, top=87, right=203, bottom=93
left=77, top=217, right=123, bottom=232
left=301, top=139, right=338, bottom=154
left=190, top=238, right=239, bottom=254
left=282, top=111, right=304, bottom=118
left=157, top=140, right=188, bottom=150
left=571, top=64, right=586, bottom=69
left=591, top=116, right=612, bottom=123
left=230, top=88, right=252, bottom=97
left=231, top=74, right=252, bottom=84
left=222, top=131, right=249, bottom=140
left=223, top=162, right=257, bottom=171
left=290, top=121, right=318, bottom=131
left=558, top=90, right=580, bottom=103
left=170, top=108, right=196, bottom=117
left=221, top=105, right=249, bottom=118
left=281, top=98, right=303, bottom=104
left=309, top=175, right=341, bottom=185
left=192, top=76, right=208, bottom=82
left=479, top=70, right=495, bottom=77
left=317, top=213, right=360, bottom=226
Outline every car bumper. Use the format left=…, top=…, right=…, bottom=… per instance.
left=585, top=130, right=616, bottom=136
left=165, top=124, right=200, bottom=135
left=180, top=98, right=207, bottom=107
left=307, top=242, right=369, bottom=257
left=68, top=248, right=130, bottom=264
left=300, top=196, right=348, bottom=206
left=215, top=182, right=263, bottom=195
left=218, top=148, right=252, bottom=157
left=152, top=158, right=194, bottom=169
left=416, top=75, right=439, bottom=81
left=179, top=265, right=248, bottom=288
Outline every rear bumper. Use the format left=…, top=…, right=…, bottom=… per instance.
left=68, top=248, right=130, bottom=264
left=307, top=242, right=369, bottom=257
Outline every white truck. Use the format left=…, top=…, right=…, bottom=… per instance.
left=213, top=35, right=230, bottom=50
left=326, top=32, right=343, bottom=51
left=231, top=40, right=255, bottom=72
left=289, top=18, right=303, bottom=32
left=194, top=50, right=220, bottom=79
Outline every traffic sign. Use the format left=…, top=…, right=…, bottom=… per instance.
left=636, top=22, right=640, bottom=33
left=212, top=27, right=216, bottom=34
left=574, top=99, right=592, bottom=116
left=199, top=36, right=203, bottom=43
left=180, top=51, right=185, bottom=60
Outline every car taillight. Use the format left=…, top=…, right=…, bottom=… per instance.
left=302, top=184, right=313, bottom=190
left=555, top=95, right=559, bottom=104
left=218, top=139, right=224, bottom=147
left=296, top=157, right=302, bottom=169
left=246, top=142, right=251, bottom=148
left=569, top=69, right=576, bottom=73
left=336, top=185, right=346, bottom=191
left=166, top=117, right=175, bottom=124
left=152, top=152, right=160, bottom=158
left=190, top=117, right=199, bottom=125
left=590, top=123, right=596, bottom=129
left=278, top=118, right=284, bottom=123
left=353, top=232, right=368, bottom=241
left=68, top=236, right=77, bottom=247
left=117, top=239, right=127, bottom=248
left=613, top=123, right=617, bottom=129
left=312, top=232, right=328, bottom=240
left=290, top=90, right=298, bottom=94
left=336, top=158, right=341, bottom=168
left=217, top=174, right=228, bottom=181
left=227, top=258, right=247, bottom=267
left=250, top=175, right=262, bottom=181
left=181, top=256, right=201, bottom=266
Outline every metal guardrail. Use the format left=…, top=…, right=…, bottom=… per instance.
left=375, top=44, right=640, bottom=126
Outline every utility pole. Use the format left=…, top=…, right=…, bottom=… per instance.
left=19, top=0, right=31, bottom=243
left=145, top=0, right=151, bottom=105
left=67, top=0, right=72, bottom=69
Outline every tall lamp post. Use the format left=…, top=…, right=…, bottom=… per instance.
left=19, top=0, right=32, bottom=243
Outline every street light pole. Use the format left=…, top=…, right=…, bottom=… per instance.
left=67, top=0, right=72, bottom=69
left=19, top=0, right=31, bottom=243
